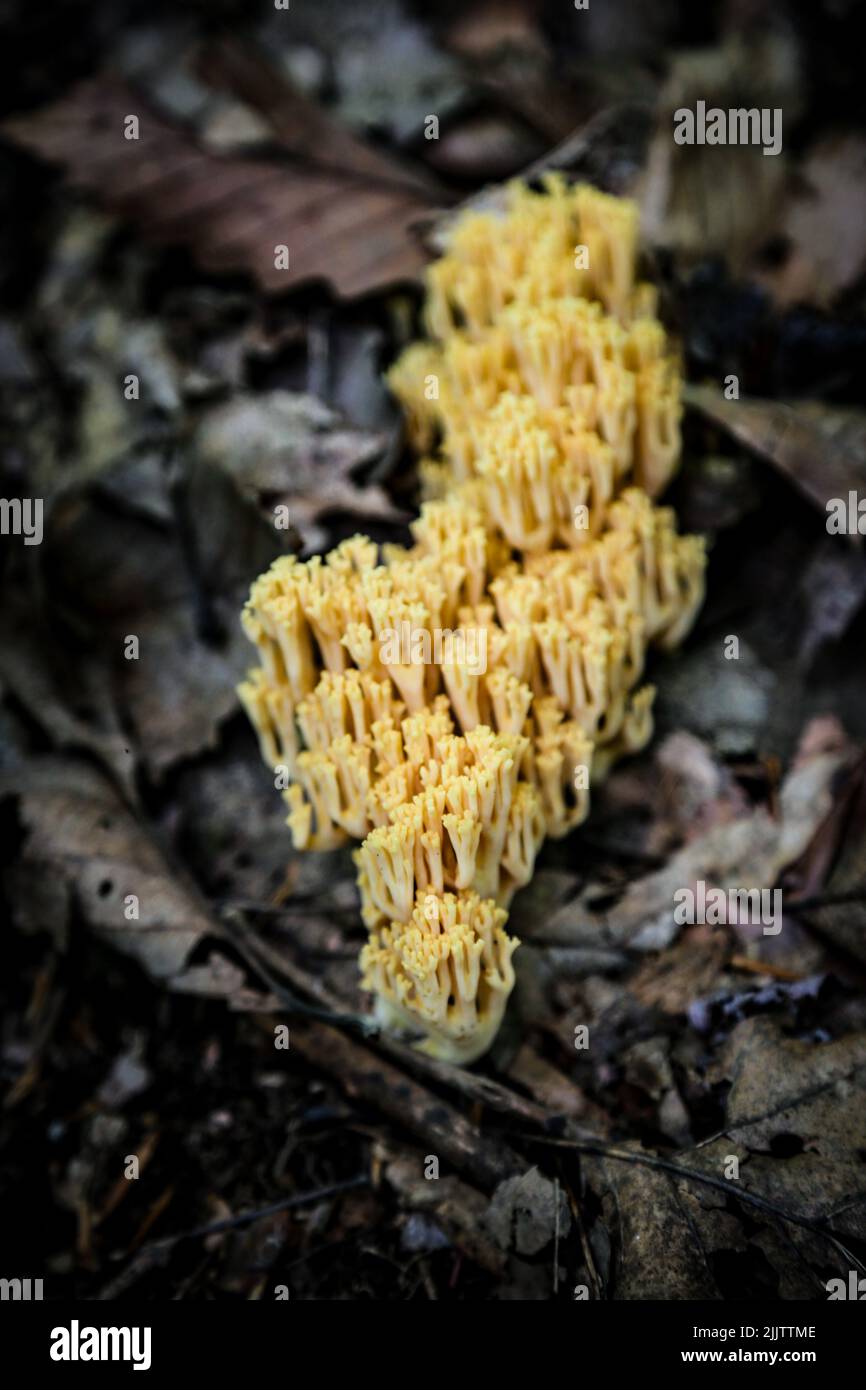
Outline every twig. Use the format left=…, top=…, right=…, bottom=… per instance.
left=96, top=1177, right=368, bottom=1300
left=220, top=901, right=564, bottom=1130
left=289, top=1018, right=526, bottom=1191
left=218, top=907, right=373, bottom=1031
left=565, top=1175, right=603, bottom=1300
left=728, top=955, right=804, bottom=982
left=159, top=1176, right=369, bottom=1245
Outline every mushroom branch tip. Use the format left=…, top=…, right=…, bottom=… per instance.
left=360, top=891, right=519, bottom=1065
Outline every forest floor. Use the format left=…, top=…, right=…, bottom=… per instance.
left=2, top=0, right=866, bottom=1300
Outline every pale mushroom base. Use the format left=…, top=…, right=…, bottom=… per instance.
left=367, top=991, right=512, bottom=1067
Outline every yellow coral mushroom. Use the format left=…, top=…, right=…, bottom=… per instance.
left=238, top=179, right=707, bottom=1065
left=360, top=891, right=519, bottom=1065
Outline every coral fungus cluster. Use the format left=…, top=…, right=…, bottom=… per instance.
left=239, top=178, right=706, bottom=1064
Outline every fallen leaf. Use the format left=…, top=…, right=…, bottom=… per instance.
left=36, top=454, right=281, bottom=779
left=593, top=1157, right=722, bottom=1299
left=684, top=385, right=866, bottom=527
left=197, top=36, right=442, bottom=197
left=0, top=600, right=136, bottom=800
left=507, top=1045, right=589, bottom=1121
left=621, top=1035, right=691, bottom=1143
left=651, top=731, right=752, bottom=847
left=1, top=74, right=438, bottom=299
left=482, top=1166, right=571, bottom=1257
left=537, top=730, right=850, bottom=954
left=195, top=390, right=406, bottom=554
left=696, top=1018, right=866, bottom=1239
left=630, top=926, right=730, bottom=1015
left=2, top=756, right=227, bottom=989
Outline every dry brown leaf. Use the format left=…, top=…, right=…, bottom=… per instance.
left=1, top=74, right=439, bottom=299
left=629, top=927, right=730, bottom=1015
left=685, top=385, right=866, bottom=526
left=508, top=1044, right=589, bottom=1120
left=197, top=37, right=440, bottom=200
left=696, top=1018, right=866, bottom=1240
left=1, top=755, right=248, bottom=995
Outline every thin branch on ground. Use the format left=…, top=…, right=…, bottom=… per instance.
left=96, top=1177, right=369, bottom=1300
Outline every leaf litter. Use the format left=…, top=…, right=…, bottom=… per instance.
left=3, top=0, right=866, bottom=1302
